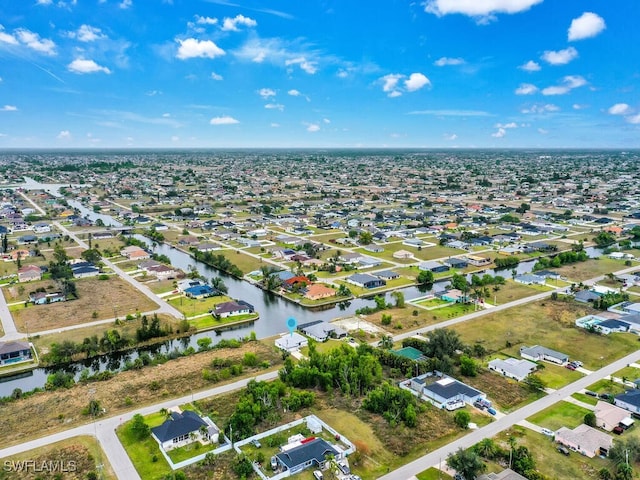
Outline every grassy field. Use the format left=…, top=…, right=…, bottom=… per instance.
left=189, top=312, right=258, bottom=330
left=527, top=400, right=591, bottom=431
left=586, top=378, right=628, bottom=397
left=613, top=365, right=640, bottom=382
left=10, top=276, right=159, bottom=332
left=536, top=363, right=584, bottom=389
left=450, top=299, right=640, bottom=370
left=492, top=426, right=608, bottom=479
left=0, top=435, right=116, bottom=480
left=492, top=280, right=551, bottom=305
left=116, top=418, right=171, bottom=479
left=571, top=392, right=599, bottom=406
left=553, top=257, right=633, bottom=282
left=463, top=370, right=539, bottom=412
left=416, top=468, right=453, bottom=480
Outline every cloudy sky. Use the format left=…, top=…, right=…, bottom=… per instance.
left=0, top=0, right=638, bottom=148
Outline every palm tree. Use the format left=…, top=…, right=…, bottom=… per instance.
left=379, top=335, right=394, bottom=350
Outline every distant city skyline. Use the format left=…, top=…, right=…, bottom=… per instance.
left=0, top=0, right=638, bottom=148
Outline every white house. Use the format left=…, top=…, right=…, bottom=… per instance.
left=151, top=410, right=219, bottom=451
left=520, top=345, right=568, bottom=365
left=275, top=332, right=308, bottom=353
left=488, top=358, right=537, bottom=382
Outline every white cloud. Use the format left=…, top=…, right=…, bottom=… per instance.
left=323, top=118, right=330, bottom=124
left=69, top=25, right=106, bottom=42
left=388, top=91, right=402, bottom=98
left=270, top=123, right=280, bottom=127
left=119, top=0, right=132, bottom=9
left=381, top=74, right=402, bottom=94
left=515, top=83, right=538, bottom=95
left=495, top=122, right=517, bottom=129
left=491, top=128, right=506, bottom=138
left=434, top=57, right=465, bottom=67
left=521, top=104, right=560, bottom=114
left=626, top=114, right=640, bottom=124
left=0, top=26, right=19, bottom=45
left=15, top=29, right=56, bottom=55
left=306, top=123, right=320, bottom=132
left=404, top=72, right=431, bottom=91
left=284, top=57, right=317, bottom=74
left=57, top=130, right=71, bottom=139
left=146, top=90, right=162, bottom=96
left=519, top=60, right=541, bottom=72
left=210, top=72, right=223, bottom=80
left=171, top=135, right=179, bottom=142
left=265, top=103, right=284, bottom=111
left=258, top=88, right=276, bottom=99
left=572, top=104, right=587, bottom=110
left=288, top=89, right=301, bottom=96
left=68, top=58, right=111, bottom=74
left=568, top=12, right=606, bottom=41
left=210, top=116, right=239, bottom=125
left=541, top=47, right=578, bottom=65
left=195, top=15, right=218, bottom=25
left=445, top=133, right=457, bottom=140
left=336, top=69, right=349, bottom=78
left=221, top=14, right=257, bottom=32
left=37, top=0, right=53, bottom=4
left=608, top=103, right=631, bottom=115
left=542, top=75, right=587, bottom=95
left=176, top=38, right=225, bottom=60
left=162, top=113, right=171, bottom=117
left=425, top=0, right=542, bottom=22
left=538, top=128, right=549, bottom=134
left=1, top=105, right=17, bottom=111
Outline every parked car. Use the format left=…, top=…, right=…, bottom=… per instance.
left=251, top=438, right=261, bottom=448
left=557, top=445, right=570, bottom=456
left=613, top=426, right=624, bottom=435
left=573, top=361, right=583, bottom=367
left=541, top=428, right=554, bottom=437
left=565, top=364, right=576, bottom=370
left=313, top=470, right=324, bottom=480
left=585, top=390, right=598, bottom=397
left=487, top=407, right=497, bottom=415
left=337, top=461, right=351, bottom=475
left=270, top=456, right=277, bottom=470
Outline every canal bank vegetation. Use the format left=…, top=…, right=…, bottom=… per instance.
left=0, top=337, right=281, bottom=447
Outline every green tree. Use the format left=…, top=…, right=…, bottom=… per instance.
left=454, top=410, right=471, bottom=429
left=379, top=335, right=394, bottom=350
left=130, top=414, right=150, bottom=440
left=584, top=412, right=597, bottom=427
left=523, top=374, right=546, bottom=393
left=459, top=355, right=478, bottom=377
left=446, top=448, right=486, bottom=480
left=615, top=463, right=633, bottom=480
left=416, top=270, right=434, bottom=285
left=474, top=438, right=498, bottom=460
left=81, top=248, right=102, bottom=264
left=391, top=291, right=405, bottom=308
left=358, top=231, right=373, bottom=245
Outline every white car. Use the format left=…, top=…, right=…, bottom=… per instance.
left=541, top=428, right=554, bottom=437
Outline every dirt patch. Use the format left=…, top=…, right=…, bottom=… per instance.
left=333, top=316, right=384, bottom=335
left=1, top=341, right=282, bottom=447
left=11, top=276, right=160, bottom=332
left=463, top=370, right=533, bottom=411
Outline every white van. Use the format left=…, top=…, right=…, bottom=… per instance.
left=313, top=470, right=324, bottom=480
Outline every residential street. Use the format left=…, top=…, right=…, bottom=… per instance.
left=379, top=348, right=640, bottom=480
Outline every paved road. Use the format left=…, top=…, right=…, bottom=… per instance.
left=0, top=288, right=20, bottom=340
left=379, top=347, right=640, bottom=480
left=0, top=370, right=279, bottom=479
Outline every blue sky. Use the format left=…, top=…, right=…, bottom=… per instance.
left=0, top=0, right=639, bottom=148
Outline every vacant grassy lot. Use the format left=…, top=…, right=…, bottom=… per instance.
left=586, top=378, right=628, bottom=397
left=451, top=299, right=640, bottom=370
left=189, top=312, right=258, bottom=330
left=536, top=363, right=584, bottom=389
left=527, top=400, right=591, bottom=431
left=463, top=370, right=538, bottom=412
left=417, top=468, right=453, bottom=480
left=168, top=294, right=233, bottom=317
left=0, top=340, right=281, bottom=447
left=553, top=257, right=632, bottom=282
left=492, top=280, right=550, bottom=305
left=492, top=426, right=607, bottom=479
left=11, top=276, right=159, bottom=332
left=572, top=392, right=599, bottom=406
left=0, top=436, right=116, bottom=480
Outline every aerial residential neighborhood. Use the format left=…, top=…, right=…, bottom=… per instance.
left=0, top=150, right=638, bottom=480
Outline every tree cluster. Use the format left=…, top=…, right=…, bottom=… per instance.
left=362, top=382, right=420, bottom=427
left=533, top=250, right=588, bottom=271
left=193, top=251, right=243, bottom=278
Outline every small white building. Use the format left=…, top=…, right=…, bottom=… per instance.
left=488, top=358, right=537, bottom=382
left=275, top=332, right=308, bottom=353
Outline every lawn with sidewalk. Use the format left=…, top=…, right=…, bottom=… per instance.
left=527, top=400, right=591, bottom=431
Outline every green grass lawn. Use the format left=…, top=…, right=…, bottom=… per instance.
left=116, top=419, right=171, bottom=479
left=527, top=401, right=591, bottom=431
left=553, top=257, right=632, bottom=282
left=189, top=312, right=259, bottom=330
left=613, top=366, right=640, bottom=382
left=536, top=363, right=584, bottom=389
left=168, top=294, right=233, bottom=317
left=415, top=297, right=451, bottom=308
left=417, top=468, right=453, bottom=480
left=571, top=392, right=599, bottom=406
left=491, top=280, right=549, bottom=305
left=167, top=441, right=215, bottom=463
left=299, top=339, right=345, bottom=356
left=586, top=378, right=628, bottom=396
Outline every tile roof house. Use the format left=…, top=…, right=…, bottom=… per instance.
left=488, top=358, right=537, bottom=382
left=17, top=265, right=42, bottom=283
left=554, top=424, right=613, bottom=458
left=151, top=410, right=219, bottom=451
left=304, top=283, right=337, bottom=301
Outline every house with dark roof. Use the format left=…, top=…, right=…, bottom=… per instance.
left=298, top=320, right=347, bottom=342
left=71, top=261, right=100, bottom=278
left=151, top=410, right=219, bottom=451
left=574, top=290, right=602, bottom=303
left=520, top=345, right=568, bottom=365
left=444, top=257, right=468, bottom=269
left=615, top=390, right=640, bottom=414
left=346, top=273, right=386, bottom=289
left=184, top=284, right=215, bottom=299
left=212, top=301, right=251, bottom=318
left=274, top=438, right=340, bottom=475
left=410, top=373, right=485, bottom=409
left=418, top=261, right=450, bottom=273
left=0, top=341, right=32, bottom=366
